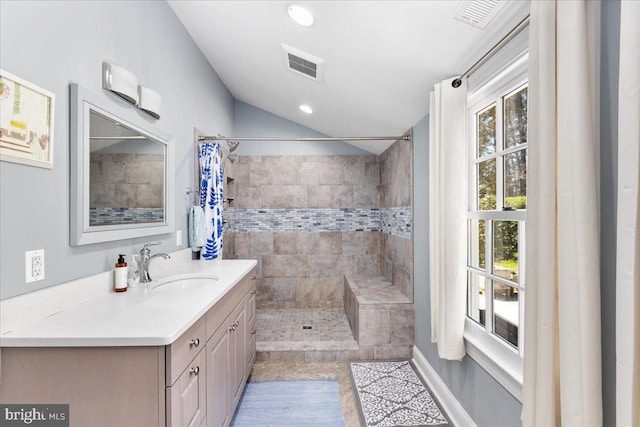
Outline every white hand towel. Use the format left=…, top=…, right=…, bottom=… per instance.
left=189, top=206, right=207, bottom=251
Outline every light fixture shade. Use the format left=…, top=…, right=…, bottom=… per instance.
left=102, top=62, right=139, bottom=105
left=287, top=4, right=314, bottom=27
left=138, top=85, right=162, bottom=120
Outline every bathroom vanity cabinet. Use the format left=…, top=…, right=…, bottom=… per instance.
left=0, top=266, right=257, bottom=427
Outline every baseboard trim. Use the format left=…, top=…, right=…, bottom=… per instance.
left=412, top=345, right=477, bottom=427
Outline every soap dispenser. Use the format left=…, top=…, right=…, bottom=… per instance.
left=115, top=254, right=128, bottom=292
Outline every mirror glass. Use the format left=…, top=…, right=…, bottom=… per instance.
left=70, top=83, right=174, bottom=246
left=89, top=111, right=165, bottom=226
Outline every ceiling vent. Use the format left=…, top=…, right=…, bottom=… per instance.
left=453, top=0, right=507, bottom=29
left=281, top=44, right=324, bottom=82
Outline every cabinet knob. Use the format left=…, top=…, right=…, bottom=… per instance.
left=190, top=366, right=200, bottom=376
left=250, top=289, right=257, bottom=295
left=250, top=330, right=257, bottom=335
left=229, top=325, right=236, bottom=332
left=251, top=276, right=257, bottom=280
left=190, top=338, right=200, bottom=348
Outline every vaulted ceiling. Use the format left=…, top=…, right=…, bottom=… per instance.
left=168, top=1, right=530, bottom=154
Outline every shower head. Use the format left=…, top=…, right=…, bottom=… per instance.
left=228, top=153, right=238, bottom=163
left=227, top=140, right=240, bottom=152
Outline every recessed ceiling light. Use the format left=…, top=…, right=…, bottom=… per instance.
left=287, top=4, right=314, bottom=27
left=299, top=104, right=313, bottom=114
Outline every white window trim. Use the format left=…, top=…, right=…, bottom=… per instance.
left=464, top=52, right=528, bottom=402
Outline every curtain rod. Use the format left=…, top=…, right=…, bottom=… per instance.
left=452, top=13, right=530, bottom=88
left=198, top=135, right=410, bottom=142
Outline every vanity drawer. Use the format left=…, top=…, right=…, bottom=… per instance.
left=166, top=316, right=206, bottom=386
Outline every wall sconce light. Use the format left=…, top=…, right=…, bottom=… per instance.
left=138, top=85, right=162, bottom=120
left=102, top=62, right=138, bottom=106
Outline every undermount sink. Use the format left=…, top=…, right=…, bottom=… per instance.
left=150, top=274, right=219, bottom=293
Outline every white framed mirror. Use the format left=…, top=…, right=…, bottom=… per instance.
left=70, top=83, right=174, bottom=246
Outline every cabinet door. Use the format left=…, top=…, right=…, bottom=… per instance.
left=167, top=348, right=206, bottom=427
left=228, top=303, right=246, bottom=411
left=206, top=325, right=230, bottom=427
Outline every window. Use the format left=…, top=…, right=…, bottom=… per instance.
left=465, top=61, right=528, bottom=400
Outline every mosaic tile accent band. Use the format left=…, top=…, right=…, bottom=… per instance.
left=227, top=206, right=411, bottom=237
left=380, top=206, right=412, bottom=238
left=89, top=208, right=164, bottom=226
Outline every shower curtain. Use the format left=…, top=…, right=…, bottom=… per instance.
left=199, top=142, right=224, bottom=259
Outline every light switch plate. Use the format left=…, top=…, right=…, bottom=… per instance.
left=25, top=249, right=45, bottom=283
left=176, top=230, right=183, bottom=246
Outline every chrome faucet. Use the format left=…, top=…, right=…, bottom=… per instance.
left=139, top=242, right=170, bottom=283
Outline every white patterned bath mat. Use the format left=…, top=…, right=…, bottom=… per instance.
left=349, top=361, right=449, bottom=427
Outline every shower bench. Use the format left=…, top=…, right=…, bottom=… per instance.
left=343, top=275, right=415, bottom=360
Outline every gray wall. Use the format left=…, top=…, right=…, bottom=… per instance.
left=414, top=1, right=622, bottom=425
left=233, top=101, right=370, bottom=156
left=0, top=1, right=234, bottom=299
left=600, top=0, right=620, bottom=425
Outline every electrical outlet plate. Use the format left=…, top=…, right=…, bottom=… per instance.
left=176, top=230, right=183, bottom=246
left=25, top=249, right=45, bottom=283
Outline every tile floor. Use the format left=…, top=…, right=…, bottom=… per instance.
left=256, top=308, right=355, bottom=342
left=256, top=308, right=360, bottom=357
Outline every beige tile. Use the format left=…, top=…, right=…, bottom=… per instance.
left=354, top=254, right=380, bottom=276
left=317, top=162, right=343, bottom=185
left=298, top=162, right=320, bottom=185
left=256, top=278, right=274, bottom=302
left=235, top=186, right=262, bottom=208
left=308, top=255, right=354, bottom=278
left=233, top=232, right=250, bottom=256
left=358, top=309, right=391, bottom=345
left=390, top=308, right=415, bottom=345
left=341, top=232, right=365, bottom=255
left=308, top=185, right=353, bottom=208
left=374, top=344, right=412, bottom=360
left=342, top=161, right=366, bottom=185
left=249, top=162, right=273, bottom=186
left=296, top=278, right=322, bottom=302
left=365, top=161, right=380, bottom=185
left=322, top=277, right=345, bottom=301
left=260, top=185, right=308, bottom=209
left=271, top=161, right=301, bottom=185
left=267, top=351, right=306, bottom=362
left=230, top=162, right=250, bottom=185
left=352, top=184, right=379, bottom=207
left=392, top=265, right=413, bottom=301
left=299, top=232, right=342, bottom=254
left=365, top=232, right=381, bottom=255
left=262, top=255, right=308, bottom=278
left=250, top=232, right=273, bottom=254
left=273, top=232, right=299, bottom=255
left=273, top=278, right=297, bottom=301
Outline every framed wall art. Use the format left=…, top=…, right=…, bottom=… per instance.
left=0, top=70, right=55, bottom=169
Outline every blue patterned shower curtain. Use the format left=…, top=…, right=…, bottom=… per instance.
left=198, top=142, right=223, bottom=259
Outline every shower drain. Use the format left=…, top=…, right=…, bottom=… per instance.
left=302, top=325, right=312, bottom=330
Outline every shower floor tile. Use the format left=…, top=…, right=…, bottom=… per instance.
left=256, top=308, right=358, bottom=352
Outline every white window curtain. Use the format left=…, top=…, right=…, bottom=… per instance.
left=616, top=1, right=640, bottom=425
left=523, top=1, right=602, bottom=426
left=428, top=77, right=468, bottom=361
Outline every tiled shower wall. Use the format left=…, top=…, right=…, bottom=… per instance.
left=379, top=138, right=414, bottom=301
left=225, top=138, right=413, bottom=308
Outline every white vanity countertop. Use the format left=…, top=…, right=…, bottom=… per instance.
left=0, top=252, right=257, bottom=347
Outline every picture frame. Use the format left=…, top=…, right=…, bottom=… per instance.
left=0, top=70, right=55, bottom=169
